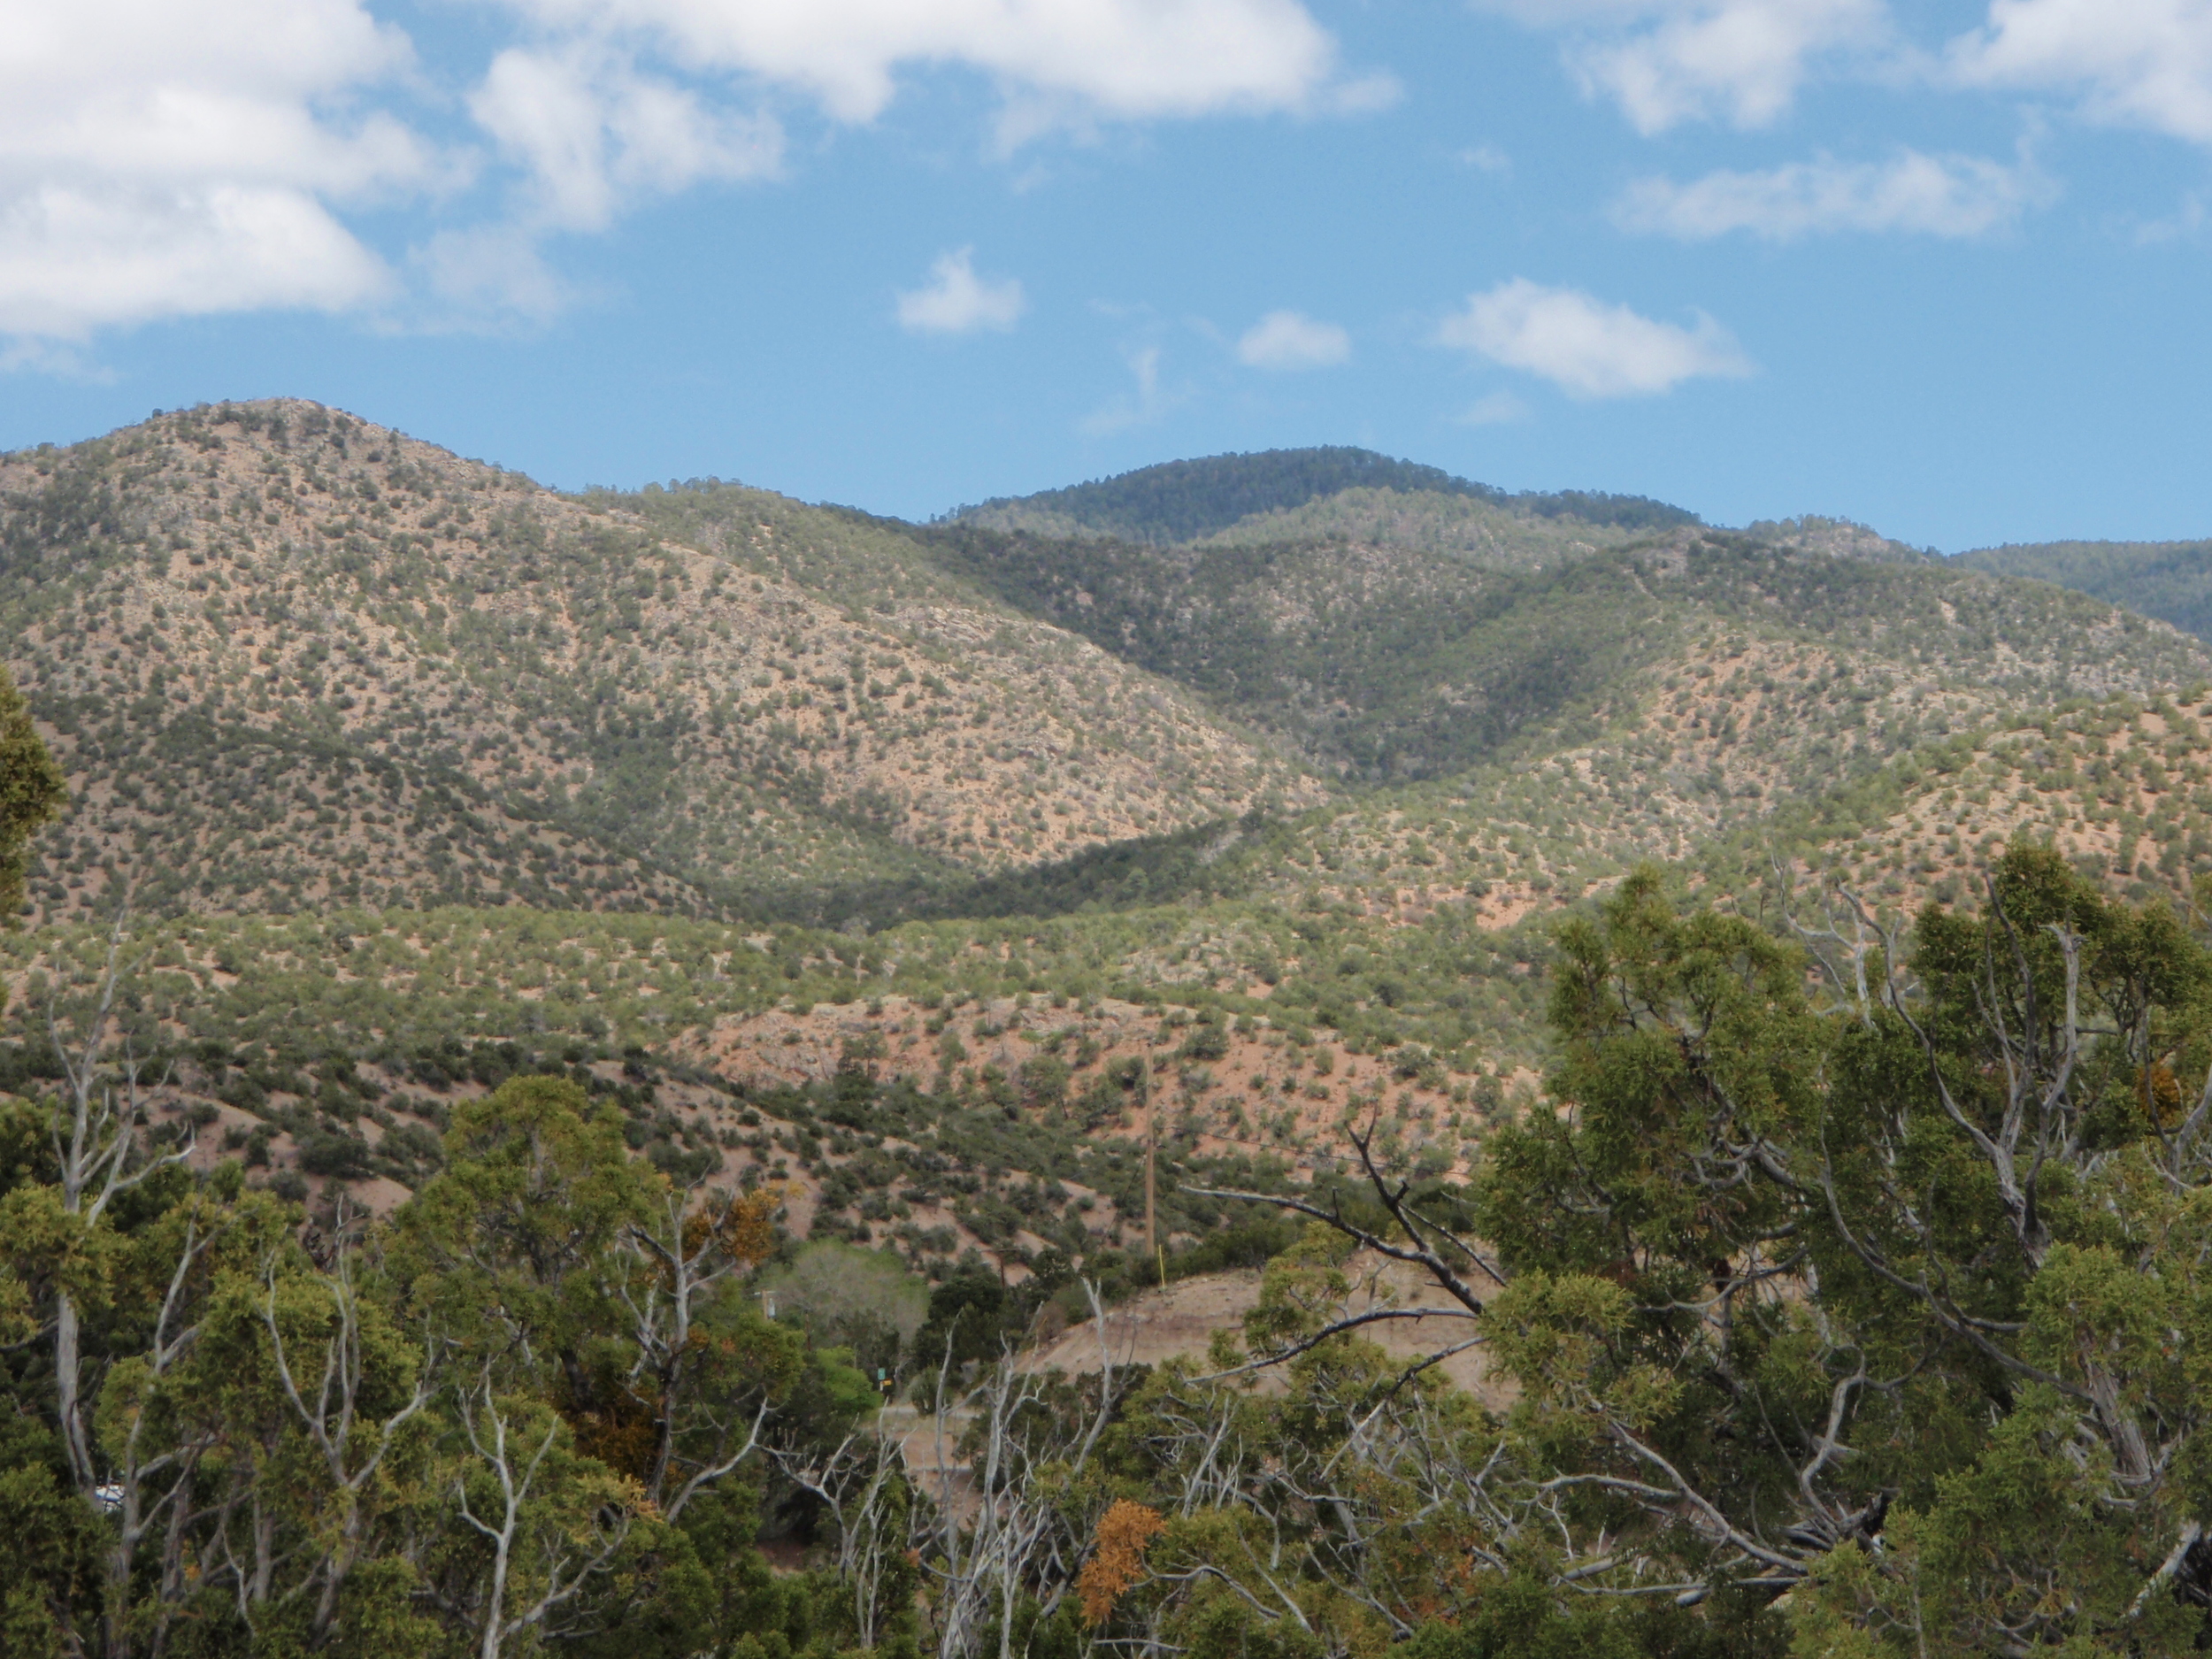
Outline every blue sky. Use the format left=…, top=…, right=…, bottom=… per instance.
left=4, top=0, right=2211, bottom=550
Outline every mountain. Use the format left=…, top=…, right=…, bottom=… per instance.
left=20, top=420, right=2212, bottom=1659
left=0, top=402, right=1313, bottom=926
left=9, top=400, right=2208, bottom=947
left=944, top=445, right=1701, bottom=544
left=8, top=400, right=2212, bottom=1376
left=1959, top=536, right=2212, bottom=643
left=911, top=517, right=2209, bottom=783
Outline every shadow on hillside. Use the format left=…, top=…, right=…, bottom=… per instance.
left=725, top=810, right=1283, bottom=932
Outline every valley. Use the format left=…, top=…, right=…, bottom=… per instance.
left=13, top=401, right=2212, bottom=1656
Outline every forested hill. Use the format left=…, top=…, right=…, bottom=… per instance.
left=944, top=445, right=1702, bottom=543
left=24, top=411, right=2212, bottom=1659
left=1960, top=535, right=2212, bottom=643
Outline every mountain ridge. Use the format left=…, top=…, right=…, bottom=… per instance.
left=944, top=444, right=1704, bottom=544
left=0, top=400, right=1316, bottom=926
left=8, top=399, right=2212, bottom=1217
left=8, top=397, right=2210, bottom=958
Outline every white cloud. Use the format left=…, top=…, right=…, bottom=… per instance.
left=1947, top=0, right=2212, bottom=144
left=3, top=0, right=1368, bottom=350
left=2138, top=191, right=2208, bottom=243
left=471, top=45, right=783, bottom=233
left=1236, top=309, right=1350, bottom=369
left=1475, top=0, right=1887, bottom=132
left=1613, top=148, right=2049, bottom=239
left=0, top=184, right=394, bottom=341
left=491, top=0, right=1359, bottom=134
left=1487, top=0, right=2212, bottom=146
left=0, top=0, right=431, bottom=341
left=1455, top=389, right=1531, bottom=424
left=896, top=249, right=1026, bottom=334
left=1082, top=342, right=1183, bottom=433
left=1455, top=143, right=1513, bottom=173
left=0, top=184, right=398, bottom=342
left=1437, top=278, right=1754, bottom=397
left=413, top=224, right=577, bottom=327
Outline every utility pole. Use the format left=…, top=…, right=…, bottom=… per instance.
left=1143, top=1066, right=1163, bottom=1288
left=1144, top=1101, right=1156, bottom=1263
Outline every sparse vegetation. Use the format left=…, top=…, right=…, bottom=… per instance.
left=11, top=410, right=2212, bottom=1654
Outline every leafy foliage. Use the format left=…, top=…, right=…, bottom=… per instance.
left=0, top=662, right=64, bottom=919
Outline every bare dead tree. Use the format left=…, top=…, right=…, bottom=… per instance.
left=96, top=1211, right=224, bottom=1659
left=889, top=1283, right=1120, bottom=1659
left=1187, top=1111, right=1497, bottom=1379
left=47, top=918, right=193, bottom=1504
left=614, top=1182, right=774, bottom=1519
left=772, top=1428, right=910, bottom=1650
left=15, top=912, right=215, bottom=1659
left=452, top=1369, right=630, bottom=1659
left=259, top=1210, right=440, bottom=1648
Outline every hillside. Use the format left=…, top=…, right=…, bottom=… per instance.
left=7, top=404, right=2212, bottom=1225
left=14, top=404, right=2180, bottom=934
left=15, top=681, right=2212, bottom=1246
left=1960, top=535, right=2212, bottom=643
left=911, top=518, right=2211, bottom=782
left=1187, top=485, right=1646, bottom=566
left=0, top=403, right=1313, bottom=926
left=88, top=1018, right=1310, bottom=1287
left=22, top=426, right=2212, bottom=1659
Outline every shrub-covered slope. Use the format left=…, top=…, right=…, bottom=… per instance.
left=12, top=405, right=2212, bottom=1198
left=910, top=519, right=2212, bottom=782
left=0, top=403, right=1313, bottom=924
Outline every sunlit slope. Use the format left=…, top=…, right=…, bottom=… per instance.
left=0, top=402, right=1315, bottom=924
left=9, top=684, right=2212, bottom=1239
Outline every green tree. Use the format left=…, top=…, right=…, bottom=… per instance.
left=0, top=663, right=65, bottom=921
left=1197, top=851, right=2212, bottom=1652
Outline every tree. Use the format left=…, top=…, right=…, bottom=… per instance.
left=388, top=1074, right=816, bottom=1655
left=388, top=1075, right=650, bottom=1393
left=1192, top=850, right=2212, bottom=1653
left=0, top=663, right=65, bottom=922
left=1, top=935, right=235, bottom=1659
